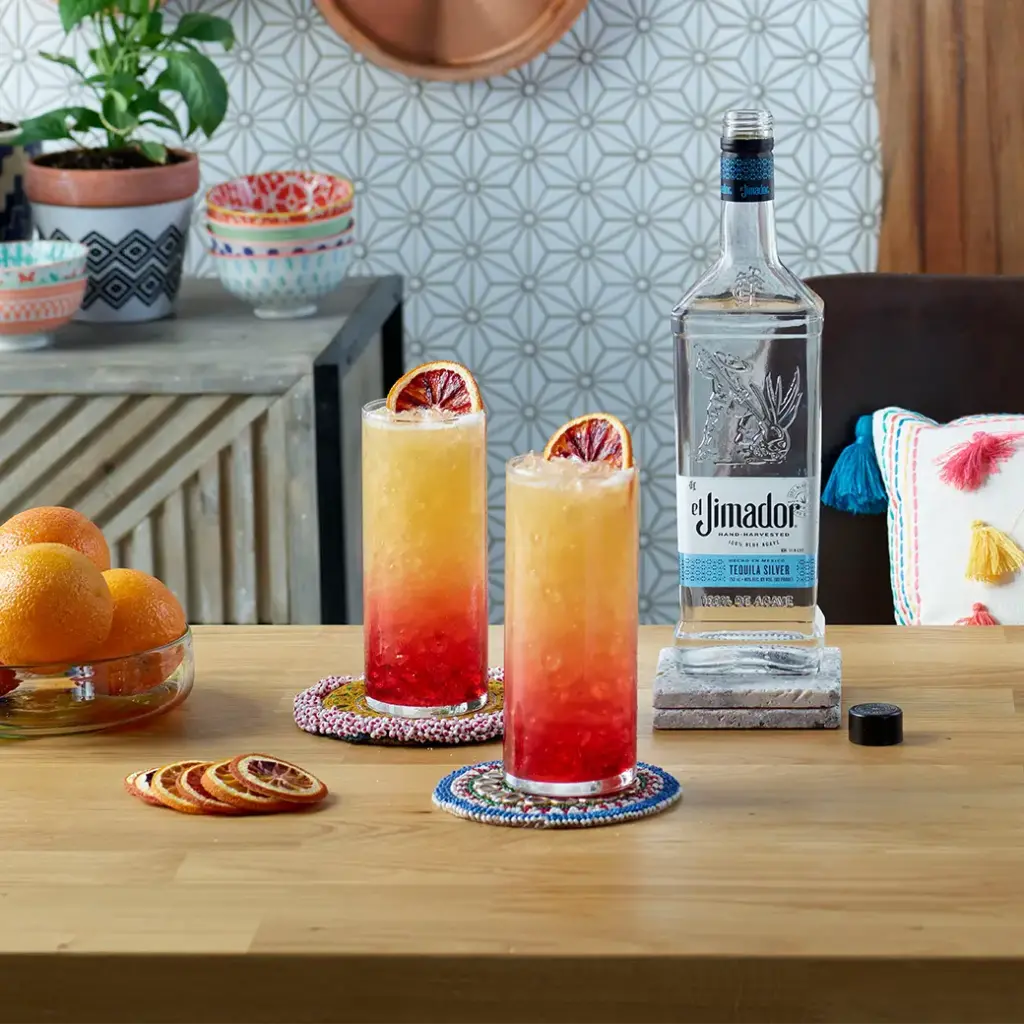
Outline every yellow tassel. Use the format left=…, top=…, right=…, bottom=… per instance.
left=965, top=520, right=1024, bottom=582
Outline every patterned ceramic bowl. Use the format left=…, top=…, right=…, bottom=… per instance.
left=205, top=221, right=354, bottom=256
left=0, top=276, right=87, bottom=350
left=206, top=171, right=355, bottom=226
left=0, top=240, right=90, bottom=289
left=205, top=212, right=353, bottom=242
left=210, top=241, right=353, bottom=320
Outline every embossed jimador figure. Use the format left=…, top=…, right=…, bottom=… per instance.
left=671, top=110, right=825, bottom=675
left=694, top=347, right=801, bottom=466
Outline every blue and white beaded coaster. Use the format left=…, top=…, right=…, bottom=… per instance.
left=294, top=668, right=503, bottom=746
left=432, top=760, right=682, bottom=828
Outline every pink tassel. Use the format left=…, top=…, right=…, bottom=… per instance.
left=955, top=602, right=999, bottom=626
left=937, top=431, right=1024, bottom=490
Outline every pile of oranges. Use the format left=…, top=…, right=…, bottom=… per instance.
left=0, top=506, right=186, bottom=691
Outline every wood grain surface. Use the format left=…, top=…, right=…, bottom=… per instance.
left=871, top=0, right=1024, bottom=273
left=3, top=624, right=1024, bottom=1023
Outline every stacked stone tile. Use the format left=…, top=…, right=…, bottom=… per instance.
left=653, top=647, right=842, bottom=729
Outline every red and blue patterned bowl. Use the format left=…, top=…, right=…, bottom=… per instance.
left=206, top=171, right=354, bottom=226
left=205, top=217, right=354, bottom=256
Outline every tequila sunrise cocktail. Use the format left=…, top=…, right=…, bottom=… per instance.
left=361, top=362, right=488, bottom=717
left=503, top=414, right=639, bottom=796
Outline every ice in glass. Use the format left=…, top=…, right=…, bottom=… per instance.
left=503, top=421, right=639, bottom=797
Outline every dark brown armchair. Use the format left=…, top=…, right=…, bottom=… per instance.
left=812, top=273, right=1024, bottom=624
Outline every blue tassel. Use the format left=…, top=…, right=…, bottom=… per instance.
left=822, top=415, right=887, bottom=514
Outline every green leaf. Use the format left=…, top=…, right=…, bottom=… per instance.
left=89, top=45, right=113, bottom=75
left=172, top=12, right=235, bottom=49
left=101, top=90, right=137, bottom=133
left=15, top=106, right=102, bottom=143
left=136, top=140, right=168, bottom=164
left=57, top=0, right=109, bottom=33
left=154, top=50, right=228, bottom=139
left=38, top=51, right=82, bottom=73
left=109, top=73, right=141, bottom=100
left=139, top=10, right=163, bottom=46
left=129, top=91, right=182, bottom=137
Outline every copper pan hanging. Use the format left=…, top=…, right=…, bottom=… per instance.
left=313, top=0, right=590, bottom=82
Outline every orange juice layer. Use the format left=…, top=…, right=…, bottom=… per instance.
left=503, top=454, right=639, bottom=783
left=362, top=406, right=488, bottom=708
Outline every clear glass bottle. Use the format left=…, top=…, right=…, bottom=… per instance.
left=672, top=109, right=824, bottom=675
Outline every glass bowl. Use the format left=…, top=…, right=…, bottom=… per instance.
left=0, top=629, right=194, bottom=738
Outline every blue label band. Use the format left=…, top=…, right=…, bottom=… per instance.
left=721, top=153, right=774, bottom=203
left=679, top=553, right=816, bottom=589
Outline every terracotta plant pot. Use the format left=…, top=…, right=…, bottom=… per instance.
left=0, top=123, right=41, bottom=243
left=26, top=149, right=200, bottom=324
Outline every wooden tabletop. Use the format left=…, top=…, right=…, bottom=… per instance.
left=4, top=624, right=1023, bottom=1023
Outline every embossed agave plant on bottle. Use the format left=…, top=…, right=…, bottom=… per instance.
left=672, top=110, right=824, bottom=674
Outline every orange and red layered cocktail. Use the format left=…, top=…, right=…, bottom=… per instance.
left=503, top=414, right=639, bottom=796
left=362, top=362, right=488, bottom=717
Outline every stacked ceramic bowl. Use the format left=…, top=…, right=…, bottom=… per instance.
left=205, top=171, right=355, bottom=320
left=0, top=241, right=90, bottom=351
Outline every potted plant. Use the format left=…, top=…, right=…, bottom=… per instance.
left=0, top=120, right=40, bottom=242
left=17, top=0, right=234, bottom=323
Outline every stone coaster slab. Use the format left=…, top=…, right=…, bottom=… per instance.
left=653, top=646, right=842, bottom=709
left=653, top=704, right=841, bottom=730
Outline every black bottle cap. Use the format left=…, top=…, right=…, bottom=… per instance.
left=848, top=702, right=903, bottom=746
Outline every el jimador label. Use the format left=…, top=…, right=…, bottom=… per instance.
left=677, top=476, right=817, bottom=589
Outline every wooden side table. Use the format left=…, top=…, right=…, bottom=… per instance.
left=0, top=276, right=403, bottom=625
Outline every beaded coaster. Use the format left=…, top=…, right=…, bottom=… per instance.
left=294, top=668, right=503, bottom=746
left=432, top=760, right=682, bottom=828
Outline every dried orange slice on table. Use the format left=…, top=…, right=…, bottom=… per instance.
left=149, top=760, right=208, bottom=814
left=129, top=767, right=167, bottom=808
left=386, top=360, right=483, bottom=414
left=200, top=759, right=298, bottom=813
left=177, top=762, right=242, bottom=815
left=230, top=753, right=328, bottom=804
left=543, top=412, right=634, bottom=468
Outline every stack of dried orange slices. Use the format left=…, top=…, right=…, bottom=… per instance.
left=125, top=753, right=328, bottom=815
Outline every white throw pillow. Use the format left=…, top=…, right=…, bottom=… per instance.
left=872, top=408, right=1024, bottom=625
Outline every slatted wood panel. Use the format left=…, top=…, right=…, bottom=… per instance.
left=871, top=0, right=1024, bottom=273
left=0, top=387, right=320, bottom=624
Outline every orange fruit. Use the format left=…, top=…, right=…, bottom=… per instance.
left=543, top=412, right=634, bottom=469
left=88, top=569, right=187, bottom=696
left=229, top=753, right=328, bottom=804
left=0, top=543, right=113, bottom=666
left=200, top=759, right=297, bottom=813
left=92, top=569, right=186, bottom=659
left=0, top=506, right=110, bottom=572
left=385, top=360, right=483, bottom=414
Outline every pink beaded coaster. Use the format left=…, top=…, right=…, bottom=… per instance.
left=294, top=668, right=503, bottom=746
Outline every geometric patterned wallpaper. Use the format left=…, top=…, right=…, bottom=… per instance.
left=0, top=0, right=880, bottom=623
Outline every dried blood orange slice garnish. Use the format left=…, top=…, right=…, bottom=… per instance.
left=177, top=761, right=241, bottom=815
left=229, top=753, right=328, bottom=804
left=128, top=766, right=167, bottom=808
left=543, top=412, right=634, bottom=469
left=385, top=360, right=483, bottom=415
left=150, top=760, right=207, bottom=815
left=200, top=759, right=296, bottom=813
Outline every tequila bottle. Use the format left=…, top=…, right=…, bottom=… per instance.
left=672, top=110, right=824, bottom=674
